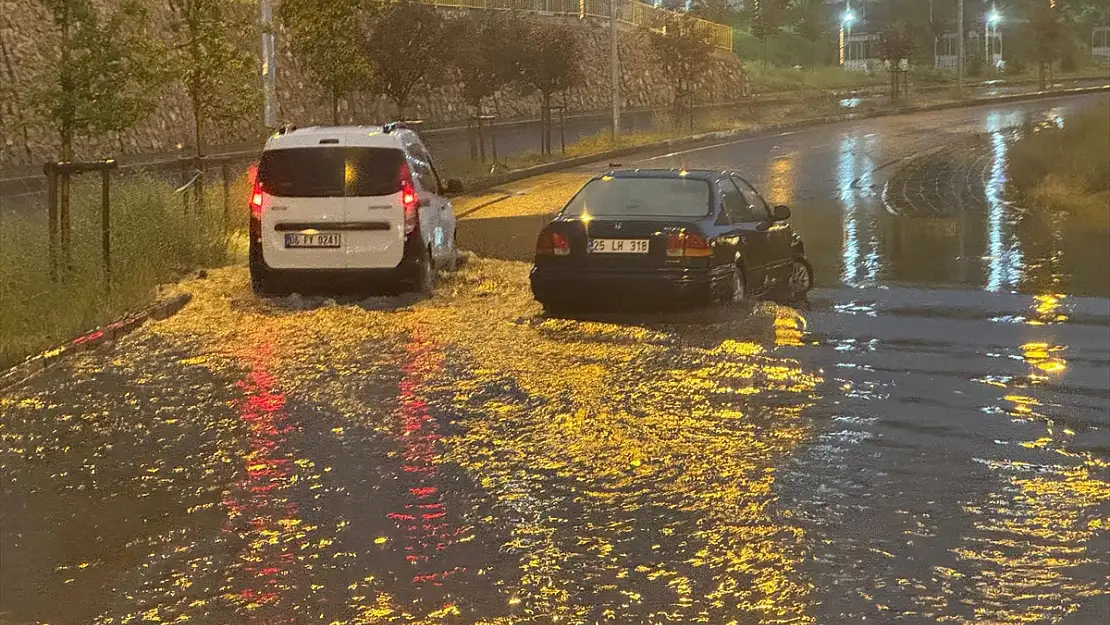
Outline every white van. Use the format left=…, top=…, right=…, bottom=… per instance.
left=248, top=123, right=462, bottom=295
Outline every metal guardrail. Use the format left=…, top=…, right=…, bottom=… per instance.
left=421, top=0, right=733, bottom=51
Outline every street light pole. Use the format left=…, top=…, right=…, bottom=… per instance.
left=610, top=0, right=621, bottom=138
left=261, top=0, right=278, bottom=128
left=957, top=0, right=964, bottom=91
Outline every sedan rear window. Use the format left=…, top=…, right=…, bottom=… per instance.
left=258, top=147, right=406, bottom=197
left=562, top=177, right=711, bottom=218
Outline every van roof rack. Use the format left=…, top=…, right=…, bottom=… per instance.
left=383, top=120, right=424, bottom=134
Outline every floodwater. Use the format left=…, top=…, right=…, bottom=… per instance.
left=1, top=94, right=1108, bottom=625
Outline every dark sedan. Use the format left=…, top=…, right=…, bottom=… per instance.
left=530, top=168, right=813, bottom=311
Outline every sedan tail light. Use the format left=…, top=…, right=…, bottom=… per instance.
left=536, top=231, right=570, bottom=256
left=666, top=232, right=712, bottom=258
left=682, top=233, right=713, bottom=257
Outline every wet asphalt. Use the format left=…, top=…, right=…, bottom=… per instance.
left=2, top=94, right=1108, bottom=625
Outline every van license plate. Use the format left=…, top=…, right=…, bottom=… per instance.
left=284, top=233, right=341, bottom=248
left=589, top=239, right=649, bottom=254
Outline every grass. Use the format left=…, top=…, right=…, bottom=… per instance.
left=437, top=101, right=840, bottom=186
left=1007, top=101, right=1110, bottom=228
left=745, top=65, right=887, bottom=94
left=743, top=63, right=1109, bottom=96
left=0, top=172, right=250, bottom=369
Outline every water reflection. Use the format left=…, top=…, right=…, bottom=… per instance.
left=222, top=343, right=305, bottom=619
left=838, top=136, right=862, bottom=287
left=835, top=133, right=883, bottom=288
left=767, top=151, right=796, bottom=207
left=984, top=112, right=1023, bottom=293
left=418, top=272, right=826, bottom=623
left=387, top=332, right=472, bottom=597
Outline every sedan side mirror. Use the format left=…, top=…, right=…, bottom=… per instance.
left=773, top=205, right=791, bottom=221
left=444, top=179, right=464, bottom=195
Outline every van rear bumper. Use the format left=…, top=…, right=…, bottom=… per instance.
left=249, top=218, right=422, bottom=288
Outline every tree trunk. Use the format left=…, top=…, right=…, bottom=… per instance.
left=542, top=92, right=551, bottom=155
left=332, top=93, right=341, bottom=125
left=192, top=89, right=206, bottom=213
left=188, top=8, right=205, bottom=214
left=59, top=6, right=73, bottom=276
left=762, top=38, right=768, bottom=69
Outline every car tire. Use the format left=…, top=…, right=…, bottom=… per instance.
left=443, top=229, right=459, bottom=272
left=249, top=240, right=288, bottom=296
left=727, top=263, right=748, bottom=306
left=406, top=243, right=435, bottom=295
left=787, top=255, right=814, bottom=300
left=542, top=300, right=573, bottom=316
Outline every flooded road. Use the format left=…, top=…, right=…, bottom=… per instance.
left=460, top=91, right=1110, bottom=297
left=2, top=95, right=1109, bottom=624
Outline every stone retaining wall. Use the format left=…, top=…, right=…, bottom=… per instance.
left=0, top=1, right=748, bottom=168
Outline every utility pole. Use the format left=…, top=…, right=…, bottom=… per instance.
left=261, top=0, right=278, bottom=128
left=957, top=0, right=964, bottom=91
left=929, top=0, right=936, bottom=68
left=610, top=0, right=621, bottom=138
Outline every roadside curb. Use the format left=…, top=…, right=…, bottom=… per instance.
left=0, top=291, right=193, bottom=394
left=459, top=84, right=1110, bottom=200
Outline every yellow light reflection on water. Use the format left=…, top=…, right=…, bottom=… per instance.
left=953, top=462, right=1110, bottom=624
left=138, top=259, right=826, bottom=623
left=767, top=153, right=796, bottom=207
left=1020, top=341, right=1068, bottom=377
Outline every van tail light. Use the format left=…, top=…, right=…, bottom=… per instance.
left=249, top=180, right=264, bottom=218
left=666, top=232, right=712, bottom=257
left=536, top=231, right=570, bottom=256
left=400, top=164, right=418, bottom=234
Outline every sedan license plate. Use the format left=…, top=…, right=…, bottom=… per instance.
left=589, top=238, right=649, bottom=254
left=284, top=233, right=341, bottom=248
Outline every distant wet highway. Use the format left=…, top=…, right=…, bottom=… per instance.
left=2, top=94, right=1108, bottom=625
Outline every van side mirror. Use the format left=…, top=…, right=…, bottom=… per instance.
left=444, top=179, right=464, bottom=194
left=773, top=205, right=791, bottom=221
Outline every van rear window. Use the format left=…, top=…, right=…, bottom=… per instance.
left=257, top=147, right=406, bottom=197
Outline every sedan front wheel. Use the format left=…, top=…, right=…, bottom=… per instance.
left=728, top=264, right=747, bottom=305
left=787, top=255, right=814, bottom=299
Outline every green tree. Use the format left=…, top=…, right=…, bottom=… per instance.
left=450, top=12, right=525, bottom=112
left=167, top=0, right=260, bottom=160
left=449, top=12, right=526, bottom=161
left=689, top=0, right=735, bottom=24
left=363, top=0, right=449, bottom=119
left=279, top=0, right=375, bottom=124
left=796, top=0, right=829, bottom=68
left=651, top=12, right=714, bottom=128
left=30, top=0, right=166, bottom=162
left=516, top=23, right=582, bottom=154
left=878, top=24, right=914, bottom=99
left=1026, top=2, right=1066, bottom=89
left=749, top=0, right=789, bottom=68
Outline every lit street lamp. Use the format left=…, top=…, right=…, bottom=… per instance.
left=985, top=6, right=1002, bottom=71
left=840, top=7, right=856, bottom=68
